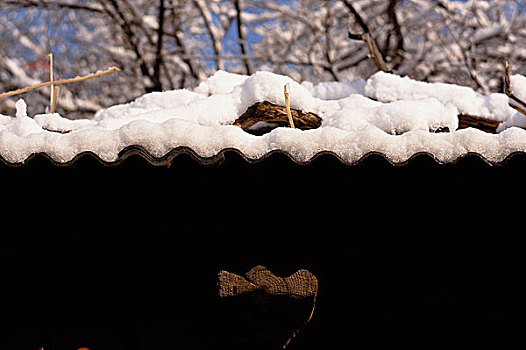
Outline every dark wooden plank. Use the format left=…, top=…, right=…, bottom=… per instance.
left=457, top=113, right=500, bottom=133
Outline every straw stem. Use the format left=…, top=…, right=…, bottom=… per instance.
left=284, top=85, right=295, bottom=128
left=49, top=53, right=54, bottom=109
left=50, top=85, right=60, bottom=113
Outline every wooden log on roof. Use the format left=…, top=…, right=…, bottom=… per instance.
left=233, top=101, right=322, bottom=136
left=234, top=102, right=504, bottom=136
left=457, top=113, right=500, bottom=133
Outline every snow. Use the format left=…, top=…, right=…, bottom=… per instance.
left=249, top=121, right=277, bottom=132
left=301, top=79, right=366, bottom=100
left=365, top=71, right=516, bottom=122
left=34, top=113, right=97, bottom=133
left=472, top=23, right=508, bottom=44
left=1, top=70, right=526, bottom=165
left=7, top=99, right=44, bottom=137
left=194, top=70, right=248, bottom=95
left=325, top=96, right=458, bottom=134
left=496, top=74, right=526, bottom=132
left=510, top=74, right=526, bottom=102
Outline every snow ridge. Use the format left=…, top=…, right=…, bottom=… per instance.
left=1, top=70, right=526, bottom=165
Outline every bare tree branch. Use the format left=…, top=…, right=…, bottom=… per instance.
left=341, top=0, right=389, bottom=72
left=150, top=0, right=166, bottom=92
left=119, top=0, right=155, bottom=46
left=102, top=0, right=154, bottom=89
left=323, top=5, right=339, bottom=81
left=1, top=0, right=103, bottom=13
left=340, top=0, right=370, bottom=34
left=385, top=0, right=405, bottom=70
left=167, top=7, right=200, bottom=86
left=193, top=0, right=224, bottom=71
left=233, top=0, right=252, bottom=75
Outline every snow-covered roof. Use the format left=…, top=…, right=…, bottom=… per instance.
left=1, top=70, right=526, bottom=166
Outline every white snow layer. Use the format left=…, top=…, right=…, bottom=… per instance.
left=1, top=70, right=526, bottom=165
left=365, top=71, right=515, bottom=122
left=511, top=74, right=526, bottom=102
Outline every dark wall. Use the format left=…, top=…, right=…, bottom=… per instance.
left=1, top=151, right=525, bottom=350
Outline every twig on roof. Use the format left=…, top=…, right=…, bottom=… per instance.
left=49, top=53, right=54, bottom=110
left=284, top=84, right=295, bottom=128
left=0, top=67, right=120, bottom=99
left=50, top=86, right=60, bottom=114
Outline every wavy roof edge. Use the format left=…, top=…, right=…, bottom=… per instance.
left=2, top=146, right=526, bottom=167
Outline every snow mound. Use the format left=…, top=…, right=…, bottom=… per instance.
left=301, top=79, right=366, bottom=100
left=0, top=70, right=525, bottom=165
left=365, top=71, right=515, bottom=122
left=6, top=99, right=44, bottom=137
left=326, top=95, right=458, bottom=134
left=34, top=113, right=97, bottom=132
left=510, top=74, right=526, bottom=102
left=495, top=74, right=526, bottom=132
left=239, top=71, right=315, bottom=113
left=195, top=70, right=249, bottom=95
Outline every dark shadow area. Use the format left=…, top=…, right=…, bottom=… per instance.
left=1, top=151, right=525, bottom=349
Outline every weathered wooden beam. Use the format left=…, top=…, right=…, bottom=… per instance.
left=233, top=101, right=322, bottom=135
left=457, top=113, right=500, bottom=133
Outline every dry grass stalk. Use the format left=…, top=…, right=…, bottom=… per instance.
left=49, top=53, right=54, bottom=109
left=284, top=84, right=295, bottom=128
left=0, top=67, right=120, bottom=99
left=50, top=85, right=60, bottom=114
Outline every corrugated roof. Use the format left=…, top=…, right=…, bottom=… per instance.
left=2, top=146, right=526, bottom=167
